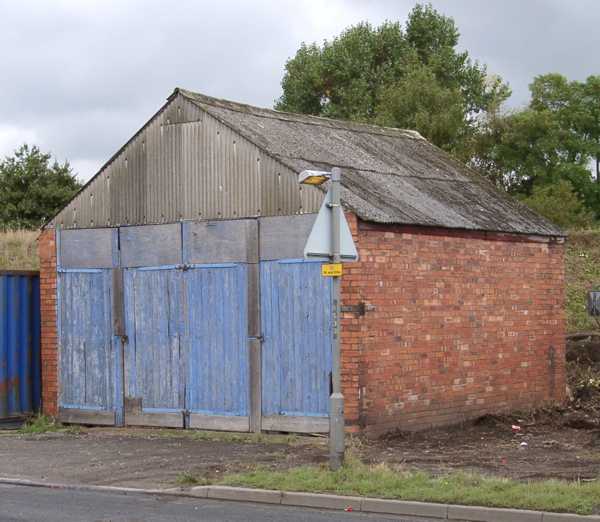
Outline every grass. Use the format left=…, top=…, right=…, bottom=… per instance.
left=17, top=415, right=80, bottom=435
left=0, top=229, right=39, bottom=270
left=218, top=456, right=600, bottom=515
left=175, top=471, right=209, bottom=487
left=565, top=228, right=600, bottom=332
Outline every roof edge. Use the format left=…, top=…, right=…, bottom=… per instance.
left=42, top=95, right=177, bottom=230
left=175, top=87, right=425, bottom=141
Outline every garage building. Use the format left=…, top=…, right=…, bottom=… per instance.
left=38, top=88, right=566, bottom=436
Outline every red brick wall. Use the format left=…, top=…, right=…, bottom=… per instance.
left=341, top=218, right=566, bottom=437
left=38, top=228, right=58, bottom=417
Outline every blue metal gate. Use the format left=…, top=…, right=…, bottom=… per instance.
left=0, top=272, right=41, bottom=420
left=260, top=259, right=332, bottom=433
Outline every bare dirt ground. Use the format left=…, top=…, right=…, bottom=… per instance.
left=1, top=411, right=599, bottom=490
left=362, top=409, right=600, bottom=481
left=0, top=428, right=327, bottom=489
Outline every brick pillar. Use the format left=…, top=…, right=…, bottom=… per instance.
left=341, top=212, right=362, bottom=432
left=38, top=228, right=58, bottom=417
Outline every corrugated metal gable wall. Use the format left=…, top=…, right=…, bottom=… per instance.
left=51, top=95, right=323, bottom=229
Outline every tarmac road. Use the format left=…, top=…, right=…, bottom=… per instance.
left=0, top=484, right=437, bottom=522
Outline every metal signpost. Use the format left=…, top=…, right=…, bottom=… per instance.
left=299, top=167, right=358, bottom=470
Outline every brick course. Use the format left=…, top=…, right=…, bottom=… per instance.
left=38, top=228, right=58, bottom=417
left=340, top=217, right=566, bottom=436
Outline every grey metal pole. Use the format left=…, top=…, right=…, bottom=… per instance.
left=329, top=166, right=344, bottom=470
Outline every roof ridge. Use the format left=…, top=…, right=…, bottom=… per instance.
left=174, top=87, right=424, bottom=141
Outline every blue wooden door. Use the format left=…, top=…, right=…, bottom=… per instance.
left=183, top=264, right=250, bottom=431
left=58, top=270, right=117, bottom=425
left=260, top=260, right=332, bottom=433
left=123, top=267, right=184, bottom=427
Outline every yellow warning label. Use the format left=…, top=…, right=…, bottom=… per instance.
left=321, top=263, right=343, bottom=277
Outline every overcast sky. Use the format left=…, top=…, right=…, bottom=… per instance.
left=1, top=0, right=599, bottom=182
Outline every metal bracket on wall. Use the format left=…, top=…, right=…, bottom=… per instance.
left=340, top=302, right=375, bottom=317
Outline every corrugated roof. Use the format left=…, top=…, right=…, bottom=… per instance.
left=178, top=88, right=563, bottom=237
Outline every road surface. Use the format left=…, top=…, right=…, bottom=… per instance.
left=0, top=484, right=436, bottom=522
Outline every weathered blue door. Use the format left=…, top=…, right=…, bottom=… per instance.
left=260, top=259, right=332, bottom=433
left=184, top=264, right=250, bottom=431
left=123, top=267, right=184, bottom=427
left=58, top=269, right=117, bottom=425
left=56, top=216, right=332, bottom=433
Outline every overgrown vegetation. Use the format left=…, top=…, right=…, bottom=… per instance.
left=17, top=415, right=80, bottom=435
left=219, top=456, right=600, bottom=515
left=565, top=229, right=600, bottom=332
left=0, top=229, right=38, bottom=270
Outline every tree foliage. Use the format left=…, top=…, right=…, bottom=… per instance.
left=0, top=144, right=81, bottom=229
left=473, top=74, right=600, bottom=221
left=276, top=4, right=510, bottom=160
left=520, top=180, right=595, bottom=230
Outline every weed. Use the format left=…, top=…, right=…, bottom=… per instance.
left=175, top=472, right=208, bottom=487
left=17, top=415, right=81, bottom=435
left=18, top=415, right=61, bottom=434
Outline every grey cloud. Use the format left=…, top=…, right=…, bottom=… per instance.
left=1, top=0, right=599, bottom=181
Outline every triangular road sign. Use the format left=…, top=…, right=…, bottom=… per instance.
left=304, top=190, right=359, bottom=261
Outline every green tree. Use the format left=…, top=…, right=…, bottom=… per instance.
left=473, top=74, right=600, bottom=220
left=0, top=144, right=81, bottom=229
left=376, top=65, right=466, bottom=151
left=276, top=4, right=509, bottom=159
left=573, top=76, right=600, bottom=183
left=521, top=180, right=595, bottom=230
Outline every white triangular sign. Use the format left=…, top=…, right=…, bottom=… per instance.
left=303, top=190, right=358, bottom=261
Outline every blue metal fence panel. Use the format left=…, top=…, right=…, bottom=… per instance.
left=260, top=260, right=332, bottom=418
left=0, top=272, right=41, bottom=419
left=58, top=270, right=115, bottom=411
left=184, top=264, right=249, bottom=416
left=123, top=268, right=184, bottom=412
